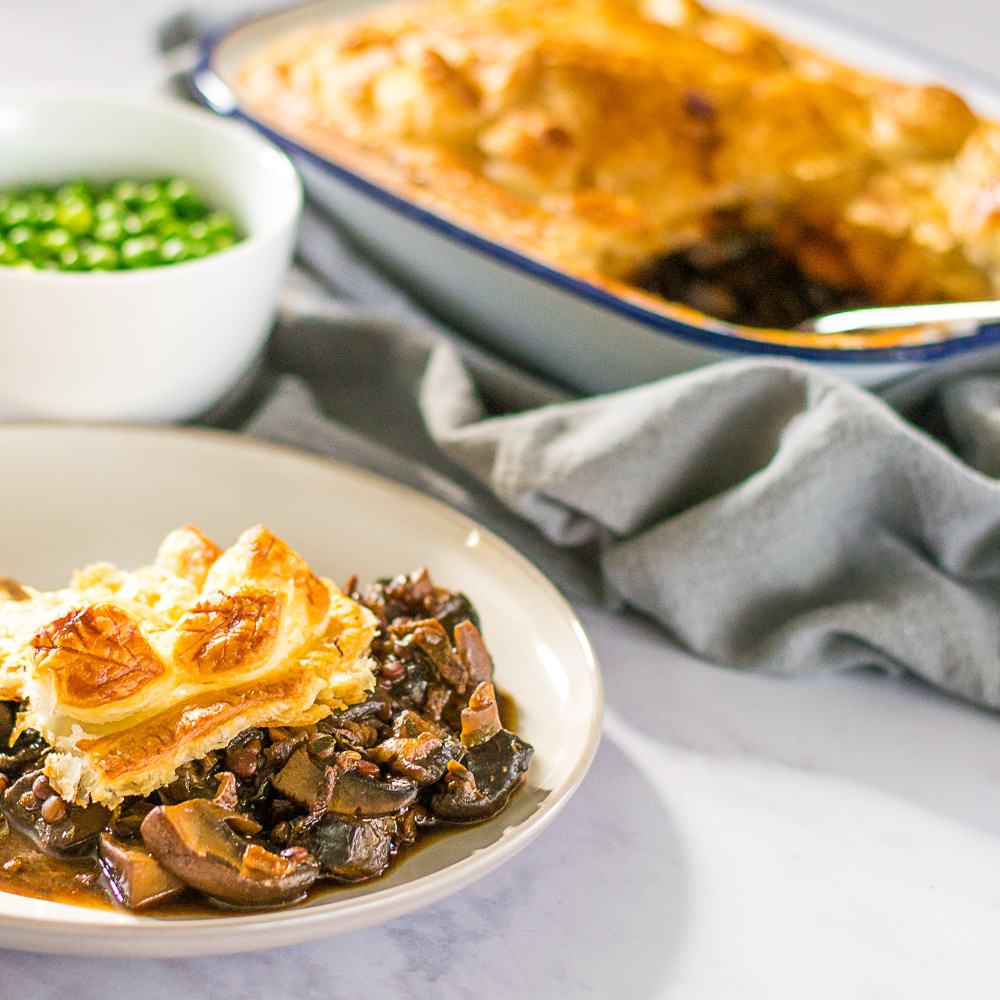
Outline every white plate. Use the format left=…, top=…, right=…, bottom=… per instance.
left=0, top=424, right=602, bottom=957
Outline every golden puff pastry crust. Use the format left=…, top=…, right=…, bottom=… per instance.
left=0, top=525, right=377, bottom=806
left=236, top=0, right=1000, bottom=315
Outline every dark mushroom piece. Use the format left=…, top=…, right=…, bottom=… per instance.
left=272, top=747, right=330, bottom=811
left=326, top=765, right=418, bottom=819
left=0, top=702, right=15, bottom=749
left=305, top=815, right=395, bottom=882
left=2, top=770, right=110, bottom=855
left=317, top=718, right=380, bottom=751
left=430, top=590, right=481, bottom=639
left=387, top=653, right=433, bottom=708
left=99, top=833, right=186, bottom=910
left=421, top=683, right=454, bottom=726
left=158, top=756, right=224, bottom=804
left=390, top=619, right=468, bottom=692
left=368, top=731, right=462, bottom=785
left=140, top=798, right=319, bottom=907
left=324, top=698, right=389, bottom=724
left=0, top=729, right=49, bottom=775
left=431, top=729, right=534, bottom=823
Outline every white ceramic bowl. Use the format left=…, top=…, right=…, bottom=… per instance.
left=0, top=93, right=302, bottom=421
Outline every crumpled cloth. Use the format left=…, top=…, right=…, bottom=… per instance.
left=204, top=200, right=1000, bottom=710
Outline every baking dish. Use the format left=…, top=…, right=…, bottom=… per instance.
left=194, top=0, right=1000, bottom=392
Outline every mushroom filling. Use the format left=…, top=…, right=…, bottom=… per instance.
left=634, top=223, right=874, bottom=329
left=0, top=569, right=533, bottom=913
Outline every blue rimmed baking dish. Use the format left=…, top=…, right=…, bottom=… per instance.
left=193, top=0, right=1000, bottom=392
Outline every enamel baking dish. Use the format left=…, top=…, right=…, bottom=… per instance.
left=194, top=0, right=1000, bottom=392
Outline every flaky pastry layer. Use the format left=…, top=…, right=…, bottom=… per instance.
left=0, top=525, right=377, bottom=806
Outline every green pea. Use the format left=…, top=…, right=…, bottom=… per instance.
left=59, top=246, right=82, bottom=270
left=187, top=221, right=209, bottom=241
left=81, top=243, right=119, bottom=270
left=94, top=199, right=122, bottom=221
left=121, top=213, right=144, bottom=236
left=159, top=236, right=187, bottom=264
left=110, top=179, right=141, bottom=206
left=164, top=178, right=203, bottom=217
left=6, top=225, right=33, bottom=250
left=18, top=234, right=49, bottom=261
left=121, top=235, right=159, bottom=268
left=184, top=238, right=210, bottom=260
left=203, top=211, right=235, bottom=237
left=56, top=181, right=91, bottom=204
left=0, top=239, right=17, bottom=264
left=93, top=218, right=125, bottom=245
left=139, top=203, right=170, bottom=231
left=211, top=233, right=236, bottom=252
left=155, top=219, right=185, bottom=240
left=137, top=181, right=162, bottom=205
left=55, top=198, right=95, bottom=236
left=40, top=228, right=72, bottom=253
left=35, top=203, right=56, bottom=226
left=3, top=202, right=34, bottom=228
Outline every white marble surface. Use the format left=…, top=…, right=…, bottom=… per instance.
left=4, top=2, right=1000, bottom=997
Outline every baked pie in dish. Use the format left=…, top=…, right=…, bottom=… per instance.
left=236, top=0, right=1000, bottom=331
left=0, top=524, right=532, bottom=912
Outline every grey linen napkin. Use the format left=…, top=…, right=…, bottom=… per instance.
left=212, top=201, right=1000, bottom=710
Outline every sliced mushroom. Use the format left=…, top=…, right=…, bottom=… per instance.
left=2, top=770, right=110, bottom=855
left=431, top=729, right=533, bottom=823
left=368, top=731, right=461, bottom=785
left=140, top=798, right=319, bottom=907
left=460, top=682, right=502, bottom=748
left=99, top=833, right=185, bottom=910
left=454, top=620, right=493, bottom=687
left=272, top=747, right=329, bottom=811
left=326, top=767, right=418, bottom=819
left=210, top=772, right=263, bottom=835
left=306, top=815, right=394, bottom=882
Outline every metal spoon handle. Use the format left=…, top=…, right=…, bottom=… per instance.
left=800, top=300, right=1000, bottom=336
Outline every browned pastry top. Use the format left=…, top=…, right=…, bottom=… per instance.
left=0, top=525, right=377, bottom=805
left=237, top=0, right=1000, bottom=319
